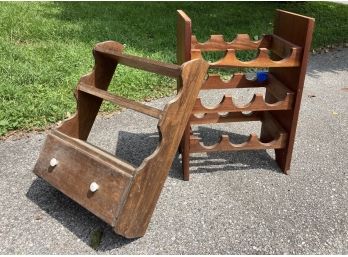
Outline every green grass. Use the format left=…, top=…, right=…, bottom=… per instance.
left=0, top=1, right=347, bottom=137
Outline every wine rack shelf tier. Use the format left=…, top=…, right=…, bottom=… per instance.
left=194, top=74, right=294, bottom=113
left=189, top=112, right=287, bottom=153
left=191, top=34, right=302, bottom=68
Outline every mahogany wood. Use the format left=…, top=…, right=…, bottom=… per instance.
left=189, top=112, right=287, bottom=153
left=192, top=88, right=293, bottom=114
left=261, top=10, right=315, bottom=173
left=177, top=10, right=192, bottom=181
left=191, top=47, right=301, bottom=68
left=33, top=41, right=209, bottom=238
left=177, top=9, right=314, bottom=180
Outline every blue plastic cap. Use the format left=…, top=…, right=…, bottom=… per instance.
left=256, top=71, right=268, bottom=83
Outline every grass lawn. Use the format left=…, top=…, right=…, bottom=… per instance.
left=0, top=1, right=347, bottom=137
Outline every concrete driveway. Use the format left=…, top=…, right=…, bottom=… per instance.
left=0, top=48, right=347, bottom=254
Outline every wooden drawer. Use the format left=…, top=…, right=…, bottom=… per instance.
left=33, top=133, right=133, bottom=225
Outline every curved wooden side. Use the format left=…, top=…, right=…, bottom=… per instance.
left=114, top=59, right=209, bottom=238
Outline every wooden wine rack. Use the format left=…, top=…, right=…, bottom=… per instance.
left=177, top=9, right=315, bottom=180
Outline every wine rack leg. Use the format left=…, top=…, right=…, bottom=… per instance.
left=275, top=148, right=291, bottom=174
left=182, top=124, right=191, bottom=181
left=268, top=10, right=315, bottom=174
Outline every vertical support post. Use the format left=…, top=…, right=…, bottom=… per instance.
left=261, top=10, right=315, bottom=173
left=177, top=10, right=193, bottom=180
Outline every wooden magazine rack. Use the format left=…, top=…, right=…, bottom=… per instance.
left=177, top=9, right=315, bottom=180
left=33, top=41, right=208, bottom=238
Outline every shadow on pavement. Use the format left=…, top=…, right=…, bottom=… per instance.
left=115, top=127, right=282, bottom=179
left=26, top=178, right=136, bottom=252
left=306, top=48, right=348, bottom=79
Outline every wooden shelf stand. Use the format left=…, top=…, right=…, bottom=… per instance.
left=33, top=41, right=208, bottom=238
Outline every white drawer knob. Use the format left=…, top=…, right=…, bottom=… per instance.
left=89, top=182, right=99, bottom=192
left=50, top=158, right=59, bottom=167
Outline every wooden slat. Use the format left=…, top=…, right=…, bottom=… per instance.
left=189, top=112, right=260, bottom=124
left=267, top=74, right=294, bottom=102
left=191, top=48, right=301, bottom=68
left=260, top=112, right=287, bottom=140
left=271, top=34, right=302, bottom=60
left=177, top=10, right=192, bottom=65
left=94, top=44, right=182, bottom=78
left=192, top=91, right=293, bottom=113
left=191, top=34, right=272, bottom=51
left=78, top=83, right=163, bottom=119
left=190, top=33, right=302, bottom=61
left=189, top=133, right=287, bottom=153
left=52, top=130, right=135, bottom=175
left=202, top=73, right=266, bottom=90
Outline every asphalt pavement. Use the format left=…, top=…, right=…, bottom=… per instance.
left=0, top=48, right=347, bottom=254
